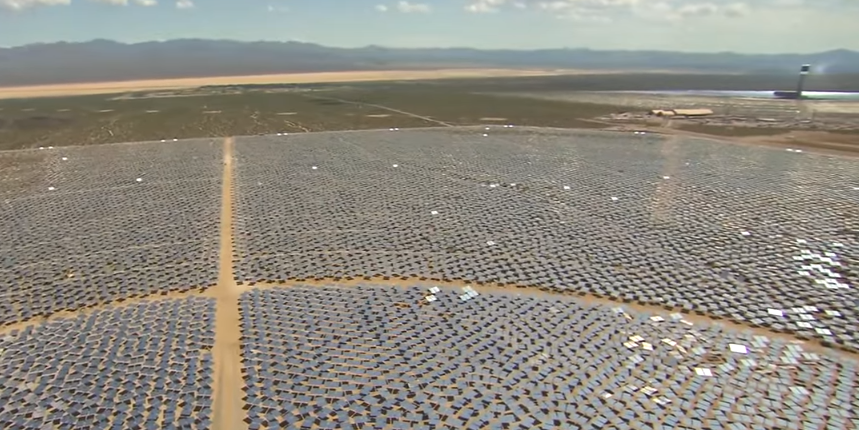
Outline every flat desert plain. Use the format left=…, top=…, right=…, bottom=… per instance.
left=0, top=68, right=626, bottom=99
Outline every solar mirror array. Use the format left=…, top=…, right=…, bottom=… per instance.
left=1, top=127, right=858, bottom=429
left=0, top=139, right=222, bottom=324
left=232, top=128, right=859, bottom=350
left=1, top=139, right=222, bottom=429
left=239, top=284, right=859, bottom=430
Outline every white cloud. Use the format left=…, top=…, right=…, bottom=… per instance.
left=90, top=0, right=129, bottom=4
left=535, top=1, right=567, bottom=11
left=475, top=0, right=759, bottom=21
left=660, top=1, right=752, bottom=20
left=531, top=0, right=638, bottom=21
left=0, top=0, right=69, bottom=9
left=376, top=1, right=429, bottom=13
left=723, top=2, right=750, bottom=16
left=267, top=4, right=288, bottom=12
left=135, top=0, right=157, bottom=5
left=396, top=0, right=430, bottom=13
left=466, top=0, right=506, bottom=13
left=175, top=0, right=192, bottom=8
left=768, top=0, right=804, bottom=5
left=676, top=3, right=719, bottom=17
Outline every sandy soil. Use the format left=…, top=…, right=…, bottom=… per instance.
left=590, top=112, right=859, bottom=157
left=589, top=120, right=859, bottom=157
left=206, top=137, right=247, bottom=430
left=740, top=130, right=859, bottom=156
left=0, top=68, right=604, bottom=100
left=511, top=91, right=859, bottom=118
left=0, top=288, right=205, bottom=335
left=626, top=125, right=859, bottom=157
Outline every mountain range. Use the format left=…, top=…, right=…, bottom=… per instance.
left=1, top=39, right=858, bottom=86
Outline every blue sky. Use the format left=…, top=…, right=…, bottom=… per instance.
left=1, top=0, right=857, bottom=52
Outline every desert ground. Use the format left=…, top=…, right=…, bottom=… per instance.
left=1, top=73, right=857, bottom=155
left=511, top=90, right=859, bottom=117
left=0, top=68, right=631, bottom=100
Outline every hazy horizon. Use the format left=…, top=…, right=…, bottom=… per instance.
left=1, top=0, right=857, bottom=53
left=1, top=37, right=858, bottom=56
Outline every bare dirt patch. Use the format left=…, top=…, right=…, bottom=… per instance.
left=0, top=68, right=603, bottom=100
left=0, top=288, right=206, bottom=335
left=479, top=117, right=508, bottom=121
left=206, top=136, right=246, bottom=430
left=511, top=90, right=859, bottom=124
left=111, top=91, right=225, bottom=101
left=622, top=124, right=859, bottom=157
left=813, top=102, right=859, bottom=114
left=365, top=114, right=391, bottom=118
left=740, top=130, right=859, bottom=156
left=0, top=115, right=74, bottom=131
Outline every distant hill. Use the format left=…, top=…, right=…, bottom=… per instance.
left=1, top=39, right=858, bottom=86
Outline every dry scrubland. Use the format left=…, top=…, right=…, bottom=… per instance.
left=0, top=68, right=615, bottom=100
left=0, top=71, right=857, bottom=153
left=0, top=83, right=618, bottom=151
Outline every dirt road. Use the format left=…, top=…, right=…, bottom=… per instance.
left=208, top=137, right=246, bottom=430
left=305, top=94, right=455, bottom=127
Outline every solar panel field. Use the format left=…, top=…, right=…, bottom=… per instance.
left=1, top=127, right=858, bottom=429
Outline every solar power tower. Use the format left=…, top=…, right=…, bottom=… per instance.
left=774, top=64, right=811, bottom=99
left=796, top=64, right=811, bottom=96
